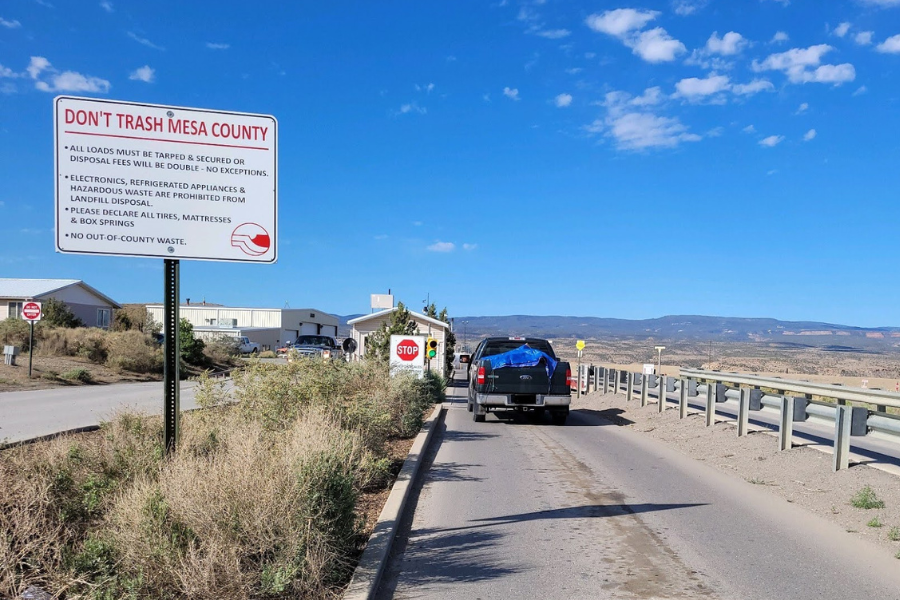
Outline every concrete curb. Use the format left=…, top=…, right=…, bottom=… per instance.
left=343, top=403, right=446, bottom=600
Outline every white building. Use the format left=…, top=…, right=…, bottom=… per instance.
left=0, top=278, right=120, bottom=329
left=146, top=304, right=338, bottom=351
left=347, top=308, right=451, bottom=377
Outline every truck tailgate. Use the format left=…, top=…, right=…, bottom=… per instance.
left=484, top=363, right=552, bottom=394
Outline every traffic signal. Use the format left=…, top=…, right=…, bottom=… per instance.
left=426, top=337, right=438, bottom=359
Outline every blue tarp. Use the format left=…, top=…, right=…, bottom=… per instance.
left=485, top=344, right=558, bottom=379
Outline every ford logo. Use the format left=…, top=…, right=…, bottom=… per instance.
left=519, top=375, right=532, bottom=380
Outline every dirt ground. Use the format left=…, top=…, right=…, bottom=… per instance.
left=0, top=355, right=161, bottom=392
left=572, top=390, right=900, bottom=559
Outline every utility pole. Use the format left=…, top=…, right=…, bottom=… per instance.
left=654, top=346, right=665, bottom=375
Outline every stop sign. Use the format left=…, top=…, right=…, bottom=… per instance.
left=22, top=302, right=42, bottom=321
left=396, top=339, right=420, bottom=361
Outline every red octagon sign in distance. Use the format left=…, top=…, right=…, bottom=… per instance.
left=396, top=339, right=420, bottom=362
left=22, top=302, right=41, bottom=321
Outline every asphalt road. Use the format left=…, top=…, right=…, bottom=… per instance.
left=0, top=379, right=218, bottom=444
left=378, top=378, right=900, bottom=600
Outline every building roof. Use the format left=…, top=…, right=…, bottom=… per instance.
left=347, top=307, right=450, bottom=330
left=0, top=278, right=120, bottom=308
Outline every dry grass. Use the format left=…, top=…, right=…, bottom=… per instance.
left=0, top=358, right=442, bottom=599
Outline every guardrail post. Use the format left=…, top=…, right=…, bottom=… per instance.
left=679, top=378, right=688, bottom=418
left=716, top=383, right=728, bottom=403
left=601, top=368, right=609, bottom=394
left=658, top=376, right=667, bottom=413
left=706, top=383, right=715, bottom=427
left=688, top=379, right=698, bottom=397
left=750, top=388, right=763, bottom=411
left=738, top=388, right=750, bottom=437
left=834, top=405, right=852, bottom=471
left=640, top=373, right=648, bottom=407
left=592, top=366, right=599, bottom=392
left=851, top=406, right=868, bottom=436
left=612, top=369, right=619, bottom=394
left=626, top=372, right=633, bottom=401
left=793, top=396, right=809, bottom=422
left=779, top=396, right=794, bottom=451
left=649, top=374, right=658, bottom=388
left=667, top=377, right=676, bottom=393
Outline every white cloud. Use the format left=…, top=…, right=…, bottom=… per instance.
left=554, top=93, right=572, bottom=107
left=206, top=42, right=229, bottom=50
left=462, top=243, right=478, bottom=251
left=427, top=241, right=455, bottom=252
left=99, top=1, right=113, bottom=12
left=672, top=0, right=708, bottom=15
left=877, top=34, right=900, bottom=53
left=35, top=70, right=110, bottom=93
left=631, top=86, right=664, bottom=106
left=833, top=22, right=851, bottom=38
left=0, top=64, right=16, bottom=78
left=706, top=31, right=748, bottom=55
left=753, top=45, right=855, bottom=85
left=631, top=27, right=686, bottom=62
left=398, top=102, right=426, bottom=115
left=503, top=86, right=520, bottom=100
left=674, top=73, right=731, bottom=99
left=803, top=128, right=816, bottom=141
left=772, top=31, right=790, bottom=43
left=127, top=32, right=164, bottom=50
left=759, top=135, right=784, bottom=147
left=796, top=102, right=809, bottom=113
left=742, top=125, right=756, bottom=133
left=27, top=56, right=50, bottom=79
left=732, top=78, right=775, bottom=95
left=603, top=112, right=701, bottom=150
left=565, top=67, right=583, bottom=74
left=585, top=8, right=658, bottom=37
left=855, top=31, right=874, bottom=45
left=415, top=83, right=435, bottom=93
left=537, top=29, right=570, bottom=39
left=853, top=85, right=868, bottom=96
left=0, top=17, right=21, bottom=28
left=128, top=65, right=154, bottom=83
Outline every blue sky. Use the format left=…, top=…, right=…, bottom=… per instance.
left=2, top=0, right=900, bottom=326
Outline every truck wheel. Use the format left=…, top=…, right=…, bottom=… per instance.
left=251, top=348, right=259, bottom=355
left=473, top=410, right=485, bottom=423
left=551, top=411, right=568, bottom=426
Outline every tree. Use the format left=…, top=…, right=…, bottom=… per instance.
left=365, top=302, right=419, bottom=363
left=114, top=304, right=161, bottom=334
left=437, top=307, right=457, bottom=377
left=42, top=298, right=84, bottom=328
left=179, top=318, right=206, bottom=365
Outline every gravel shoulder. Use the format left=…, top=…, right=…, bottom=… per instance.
left=572, top=390, right=900, bottom=559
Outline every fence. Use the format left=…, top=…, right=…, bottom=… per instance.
left=586, top=366, right=900, bottom=471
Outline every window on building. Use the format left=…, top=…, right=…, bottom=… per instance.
left=97, top=308, right=111, bottom=329
left=8, top=301, right=23, bottom=319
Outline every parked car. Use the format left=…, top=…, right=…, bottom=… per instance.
left=237, top=336, right=261, bottom=355
left=283, top=335, right=342, bottom=361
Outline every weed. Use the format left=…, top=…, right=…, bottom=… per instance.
left=61, top=368, right=93, bottom=383
left=868, top=516, right=883, bottom=528
left=851, top=486, right=886, bottom=509
left=889, top=526, right=900, bottom=542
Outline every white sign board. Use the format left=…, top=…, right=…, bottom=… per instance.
left=642, top=363, right=655, bottom=375
left=371, top=294, right=394, bottom=310
left=389, top=335, right=425, bottom=379
left=54, top=96, right=277, bottom=263
left=22, top=301, right=42, bottom=322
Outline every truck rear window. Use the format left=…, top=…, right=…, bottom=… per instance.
left=481, top=340, right=556, bottom=359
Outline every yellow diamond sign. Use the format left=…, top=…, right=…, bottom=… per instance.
left=576, top=340, right=585, bottom=351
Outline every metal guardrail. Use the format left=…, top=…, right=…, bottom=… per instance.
left=588, top=366, right=900, bottom=472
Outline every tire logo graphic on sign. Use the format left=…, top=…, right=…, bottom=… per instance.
left=396, top=339, right=420, bottom=361
left=231, top=223, right=271, bottom=256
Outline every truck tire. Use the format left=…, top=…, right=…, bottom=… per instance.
left=551, top=410, right=568, bottom=426
left=473, top=408, right=485, bottom=423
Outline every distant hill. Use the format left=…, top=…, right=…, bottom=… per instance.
left=338, top=314, right=900, bottom=349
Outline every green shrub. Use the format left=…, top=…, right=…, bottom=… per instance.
left=868, top=516, right=883, bottom=528
left=61, top=368, right=93, bottom=383
left=889, top=526, right=900, bottom=542
left=179, top=318, right=206, bottom=365
left=203, top=335, right=240, bottom=364
left=105, top=330, right=163, bottom=373
left=0, top=317, right=31, bottom=350
left=851, top=486, right=885, bottom=509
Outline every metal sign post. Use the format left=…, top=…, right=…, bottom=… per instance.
left=575, top=340, right=585, bottom=398
left=163, top=260, right=181, bottom=452
left=22, top=301, right=42, bottom=378
left=28, top=321, right=35, bottom=378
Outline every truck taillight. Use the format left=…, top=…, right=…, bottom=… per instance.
left=477, top=366, right=485, bottom=385
left=566, top=368, right=572, bottom=387
left=323, top=350, right=331, bottom=359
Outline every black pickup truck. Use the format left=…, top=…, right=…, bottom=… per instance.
left=466, top=337, right=572, bottom=425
